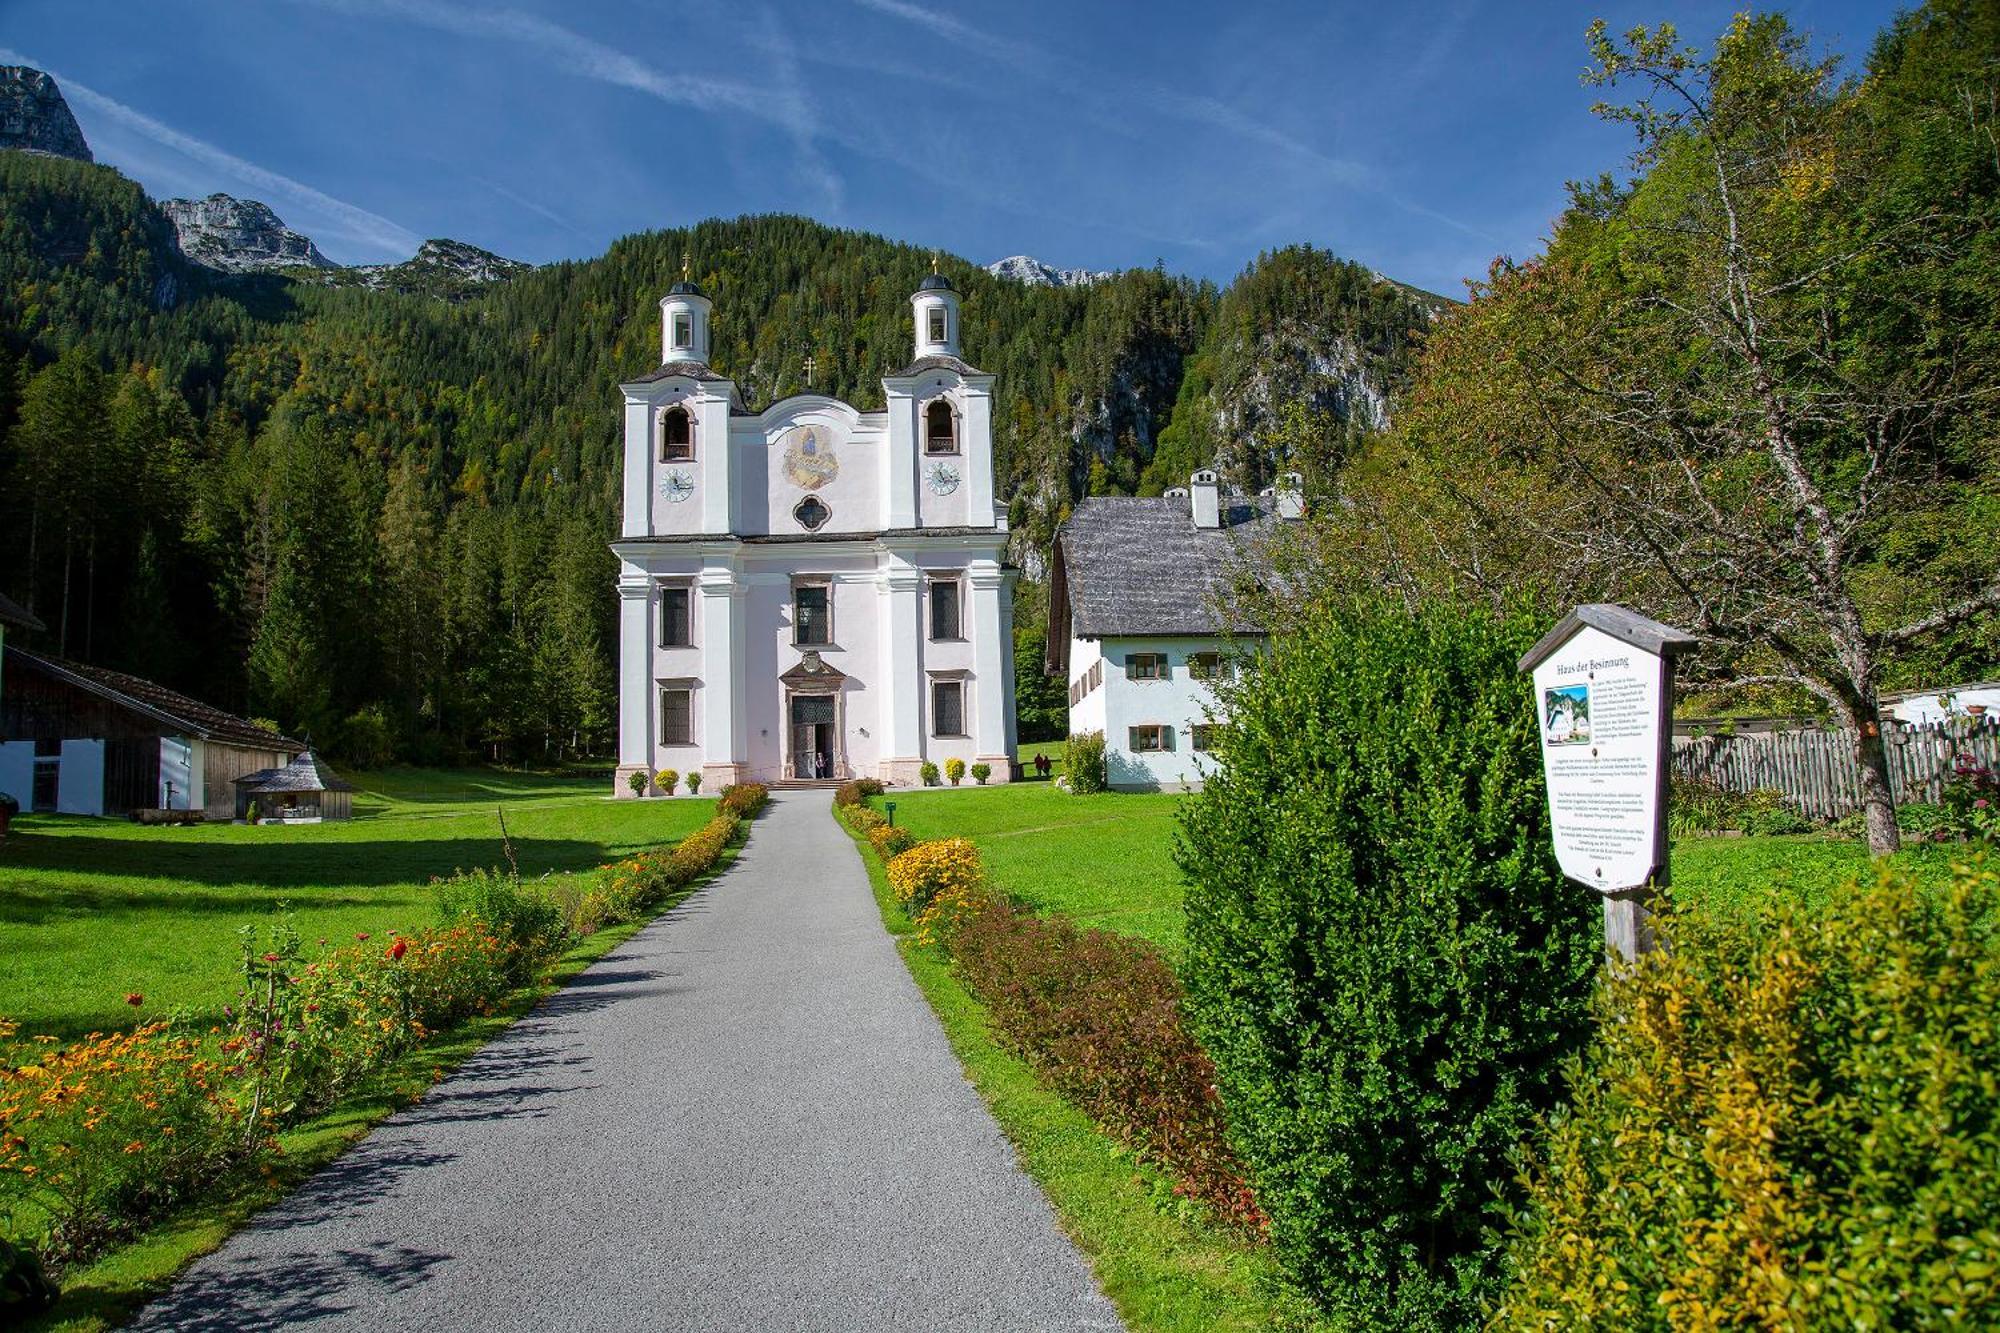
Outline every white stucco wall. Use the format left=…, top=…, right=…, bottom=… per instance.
left=1077, top=637, right=1238, bottom=791
left=1885, top=682, right=2000, bottom=725
left=57, top=738, right=104, bottom=815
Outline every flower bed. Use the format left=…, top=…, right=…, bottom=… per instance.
left=0, top=800, right=760, bottom=1300
left=839, top=797, right=1263, bottom=1232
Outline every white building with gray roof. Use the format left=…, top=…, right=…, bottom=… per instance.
left=611, top=264, right=1016, bottom=791
left=1047, top=472, right=1301, bottom=790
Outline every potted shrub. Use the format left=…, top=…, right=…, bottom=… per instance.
left=920, top=760, right=941, bottom=787
left=658, top=768, right=680, bottom=796
left=945, top=757, right=966, bottom=786
left=971, top=762, right=992, bottom=785
left=686, top=772, right=703, bottom=795
left=627, top=768, right=652, bottom=799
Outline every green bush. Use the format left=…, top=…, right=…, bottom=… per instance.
left=833, top=777, right=884, bottom=807
left=718, top=782, right=769, bottom=818
left=919, top=760, right=941, bottom=787
left=335, top=704, right=396, bottom=769
left=970, top=762, right=992, bottom=785
left=685, top=771, right=702, bottom=794
left=944, top=757, right=967, bottom=786
left=1498, top=859, right=2000, bottom=1328
left=627, top=768, right=650, bottom=798
left=433, top=867, right=570, bottom=978
left=1061, top=731, right=1107, bottom=794
left=1735, top=788, right=1814, bottom=836
left=1175, top=598, right=1599, bottom=1326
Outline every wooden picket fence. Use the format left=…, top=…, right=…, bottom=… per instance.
left=1672, top=718, right=2000, bottom=822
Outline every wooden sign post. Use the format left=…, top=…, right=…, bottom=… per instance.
left=1519, top=605, right=1697, bottom=962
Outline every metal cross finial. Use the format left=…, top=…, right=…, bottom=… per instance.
left=931, top=252, right=939, bottom=274
left=681, top=254, right=690, bottom=281
left=802, top=354, right=816, bottom=389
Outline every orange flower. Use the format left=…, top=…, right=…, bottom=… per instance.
left=125, top=993, right=145, bottom=1007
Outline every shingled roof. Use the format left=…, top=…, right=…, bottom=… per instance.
left=10, top=649, right=298, bottom=750
left=1052, top=496, right=1278, bottom=639
left=235, top=749, right=353, bottom=794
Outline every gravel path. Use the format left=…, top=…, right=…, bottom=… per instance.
left=131, top=791, right=1122, bottom=1332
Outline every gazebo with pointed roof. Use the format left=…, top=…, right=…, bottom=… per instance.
left=233, top=748, right=355, bottom=822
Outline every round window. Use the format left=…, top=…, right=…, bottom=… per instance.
left=793, top=496, right=831, bottom=531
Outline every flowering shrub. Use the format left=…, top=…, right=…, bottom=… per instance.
left=433, top=868, right=569, bottom=979
left=657, top=769, right=679, bottom=796
left=839, top=804, right=887, bottom=835
left=867, top=824, right=917, bottom=860
left=1942, top=753, right=2000, bottom=841
left=0, top=1019, right=247, bottom=1267
left=951, top=903, right=1264, bottom=1230
left=718, top=782, right=770, bottom=818
left=944, top=758, right=966, bottom=786
left=885, top=838, right=985, bottom=946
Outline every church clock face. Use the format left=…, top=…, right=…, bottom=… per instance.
left=660, top=468, right=695, bottom=502
left=926, top=461, right=961, bottom=496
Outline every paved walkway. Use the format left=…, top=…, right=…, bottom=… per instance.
left=132, top=792, right=1121, bottom=1332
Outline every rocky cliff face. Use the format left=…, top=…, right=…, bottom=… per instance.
left=0, top=66, right=93, bottom=162
left=349, top=238, right=530, bottom=294
left=162, top=194, right=336, bottom=273
left=986, top=254, right=1111, bottom=288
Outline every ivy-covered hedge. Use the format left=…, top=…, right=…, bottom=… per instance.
left=1175, top=598, right=1600, bottom=1326
left=1498, top=858, right=2000, bottom=1328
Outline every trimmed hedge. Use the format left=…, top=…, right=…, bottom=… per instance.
left=1498, top=859, right=2000, bottom=1328
left=1175, top=598, right=1600, bottom=1326
left=718, top=782, right=770, bottom=818
left=833, top=778, right=884, bottom=808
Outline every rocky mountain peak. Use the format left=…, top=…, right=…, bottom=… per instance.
left=0, top=66, right=93, bottom=163
left=162, top=194, right=336, bottom=273
left=986, top=254, right=1112, bottom=288
left=358, top=238, right=529, bottom=286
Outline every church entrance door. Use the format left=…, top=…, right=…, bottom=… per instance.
left=789, top=694, right=836, bottom=780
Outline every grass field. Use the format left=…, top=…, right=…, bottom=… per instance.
left=0, top=767, right=715, bottom=1041
left=874, top=784, right=1967, bottom=961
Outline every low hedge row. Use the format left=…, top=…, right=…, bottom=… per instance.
left=0, top=797, right=761, bottom=1305
left=837, top=797, right=1263, bottom=1230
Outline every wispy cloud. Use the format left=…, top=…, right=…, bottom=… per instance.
left=0, top=45, right=419, bottom=257
left=288, top=0, right=842, bottom=210
left=846, top=0, right=1496, bottom=245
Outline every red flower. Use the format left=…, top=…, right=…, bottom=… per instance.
left=356, top=932, right=371, bottom=942
left=262, top=953, right=281, bottom=963
left=125, top=992, right=144, bottom=1007
left=388, top=938, right=408, bottom=961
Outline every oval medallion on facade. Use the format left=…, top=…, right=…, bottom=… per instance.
left=778, top=425, right=840, bottom=491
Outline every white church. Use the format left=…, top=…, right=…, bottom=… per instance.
left=612, top=265, right=1017, bottom=792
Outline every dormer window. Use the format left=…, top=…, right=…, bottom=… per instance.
left=924, top=399, right=957, bottom=456
left=927, top=307, right=947, bottom=345
left=671, top=311, right=693, bottom=351
left=660, top=405, right=694, bottom=462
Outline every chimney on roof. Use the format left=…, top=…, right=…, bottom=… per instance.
left=1189, top=470, right=1220, bottom=528
left=1276, top=471, right=1305, bottom=520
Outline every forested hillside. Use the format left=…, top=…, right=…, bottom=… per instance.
left=0, top=150, right=1437, bottom=759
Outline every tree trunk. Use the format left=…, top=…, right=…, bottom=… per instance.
left=1854, top=715, right=1902, bottom=857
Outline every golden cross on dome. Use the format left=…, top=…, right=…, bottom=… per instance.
left=681, top=254, right=691, bottom=281
left=930, top=253, right=939, bottom=274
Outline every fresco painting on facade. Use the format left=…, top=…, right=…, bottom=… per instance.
left=612, top=269, right=1017, bottom=791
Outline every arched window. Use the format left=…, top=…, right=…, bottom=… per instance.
left=660, top=405, right=694, bottom=462
left=924, top=399, right=957, bottom=456
left=793, top=496, right=831, bottom=531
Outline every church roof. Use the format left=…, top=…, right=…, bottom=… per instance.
left=234, top=748, right=354, bottom=794
left=1053, top=496, right=1279, bottom=638
left=892, top=354, right=987, bottom=379
left=917, top=272, right=955, bottom=292
left=629, top=360, right=731, bottom=384
left=8, top=649, right=299, bottom=750
left=667, top=278, right=705, bottom=297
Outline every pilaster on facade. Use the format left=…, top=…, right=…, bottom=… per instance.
left=614, top=574, right=654, bottom=794
left=877, top=562, right=924, bottom=782
left=696, top=564, right=745, bottom=785
left=967, top=560, right=1015, bottom=781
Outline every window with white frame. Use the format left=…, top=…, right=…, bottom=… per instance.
left=659, top=585, right=692, bottom=647
left=793, top=581, right=832, bottom=646
left=671, top=311, right=693, bottom=351
left=931, top=679, right=966, bottom=737
left=929, top=577, right=962, bottom=640
left=927, top=307, right=947, bottom=345
left=660, top=687, right=694, bottom=745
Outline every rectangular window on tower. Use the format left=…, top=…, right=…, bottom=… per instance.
left=927, top=308, right=947, bottom=344
left=672, top=312, right=693, bottom=351
left=660, top=688, right=693, bottom=746
left=659, top=586, right=691, bottom=647
left=932, top=679, right=966, bottom=737
left=794, top=582, right=832, bottom=646
left=928, top=578, right=961, bottom=640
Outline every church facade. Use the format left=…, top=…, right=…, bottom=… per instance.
left=612, top=268, right=1017, bottom=792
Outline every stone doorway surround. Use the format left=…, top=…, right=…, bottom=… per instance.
left=779, top=650, right=851, bottom=782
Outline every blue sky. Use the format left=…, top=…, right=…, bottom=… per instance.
left=3, top=0, right=1907, bottom=294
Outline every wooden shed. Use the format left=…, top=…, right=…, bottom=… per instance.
left=233, top=749, right=355, bottom=823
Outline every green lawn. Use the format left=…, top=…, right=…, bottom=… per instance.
left=0, top=768, right=714, bottom=1041
left=876, top=784, right=1967, bottom=962
left=878, top=784, right=1187, bottom=957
